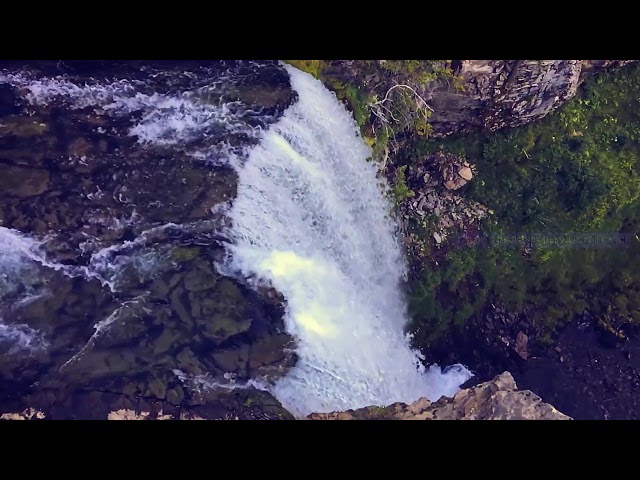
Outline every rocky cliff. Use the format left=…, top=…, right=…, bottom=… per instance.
left=427, top=60, right=633, bottom=136
left=311, top=60, right=634, bottom=139
left=0, top=371, right=570, bottom=420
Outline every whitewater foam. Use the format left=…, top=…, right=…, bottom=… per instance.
left=0, top=321, right=47, bottom=355
left=225, top=64, right=472, bottom=417
left=0, top=71, right=258, bottom=147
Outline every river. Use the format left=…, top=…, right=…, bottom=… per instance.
left=0, top=60, right=470, bottom=419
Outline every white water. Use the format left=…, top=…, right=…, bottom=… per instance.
left=0, top=321, right=47, bottom=355
left=0, top=224, right=172, bottom=293
left=226, top=65, right=472, bottom=417
left=0, top=71, right=256, bottom=148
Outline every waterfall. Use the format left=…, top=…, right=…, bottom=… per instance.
left=225, top=65, right=472, bottom=417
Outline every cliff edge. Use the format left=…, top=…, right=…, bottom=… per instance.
left=307, top=372, right=572, bottom=420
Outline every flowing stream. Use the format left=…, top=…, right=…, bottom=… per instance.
left=0, top=61, right=471, bottom=418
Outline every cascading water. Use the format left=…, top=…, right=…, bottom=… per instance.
left=0, top=61, right=471, bottom=417
left=225, top=65, right=472, bottom=417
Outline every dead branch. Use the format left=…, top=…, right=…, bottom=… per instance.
left=367, top=83, right=434, bottom=130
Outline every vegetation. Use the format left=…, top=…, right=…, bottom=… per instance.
left=405, top=62, right=640, bottom=347
left=284, top=60, right=463, bottom=215
left=283, top=60, right=461, bottom=163
left=285, top=60, right=640, bottom=349
left=391, top=165, right=415, bottom=204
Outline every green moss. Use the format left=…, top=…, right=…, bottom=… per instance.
left=169, top=246, right=200, bottom=263
left=284, top=60, right=459, bottom=175
left=367, top=406, right=387, bottom=415
left=282, top=60, right=325, bottom=79
left=405, top=62, right=640, bottom=345
left=337, top=85, right=371, bottom=127
left=391, top=165, right=415, bottom=204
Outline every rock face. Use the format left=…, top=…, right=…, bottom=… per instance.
left=324, top=60, right=633, bottom=138
left=426, top=60, right=635, bottom=136
left=307, top=372, right=572, bottom=420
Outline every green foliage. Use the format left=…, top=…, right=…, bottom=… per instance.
left=379, top=60, right=464, bottom=90
left=391, top=165, right=415, bottom=204
left=286, top=60, right=461, bottom=164
left=330, top=82, right=372, bottom=128
left=406, top=62, right=640, bottom=345
left=282, top=60, right=325, bottom=78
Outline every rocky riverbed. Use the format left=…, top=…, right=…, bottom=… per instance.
left=0, top=60, right=299, bottom=418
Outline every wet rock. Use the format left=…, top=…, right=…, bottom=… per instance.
left=170, top=288, right=192, bottom=325
left=194, top=278, right=253, bottom=343
left=248, top=334, right=296, bottom=378
left=166, top=386, right=185, bottom=405
left=515, top=331, right=529, bottom=360
left=0, top=84, right=21, bottom=118
left=149, top=278, right=171, bottom=300
left=184, top=265, right=217, bottom=292
left=0, top=60, right=298, bottom=420
left=201, top=309, right=252, bottom=343
left=175, top=348, right=205, bottom=376
left=145, top=377, right=167, bottom=400
left=0, top=164, right=49, bottom=197
left=152, top=328, right=183, bottom=355
left=213, top=346, right=250, bottom=376
left=0, top=117, right=49, bottom=138
left=67, top=137, right=93, bottom=158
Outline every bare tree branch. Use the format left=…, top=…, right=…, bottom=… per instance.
left=367, top=83, right=434, bottom=131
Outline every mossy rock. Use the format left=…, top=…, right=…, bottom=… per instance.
left=144, top=377, right=167, bottom=400
left=212, top=345, right=250, bottom=376
left=201, top=313, right=252, bottom=343
left=169, top=247, right=201, bottom=264
left=0, top=164, right=49, bottom=198
left=193, top=388, right=295, bottom=420
left=175, top=348, right=205, bottom=375
left=190, top=278, right=254, bottom=343
left=0, top=116, right=49, bottom=137
left=166, top=386, right=185, bottom=405
left=151, top=327, right=184, bottom=355
left=183, top=264, right=218, bottom=292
